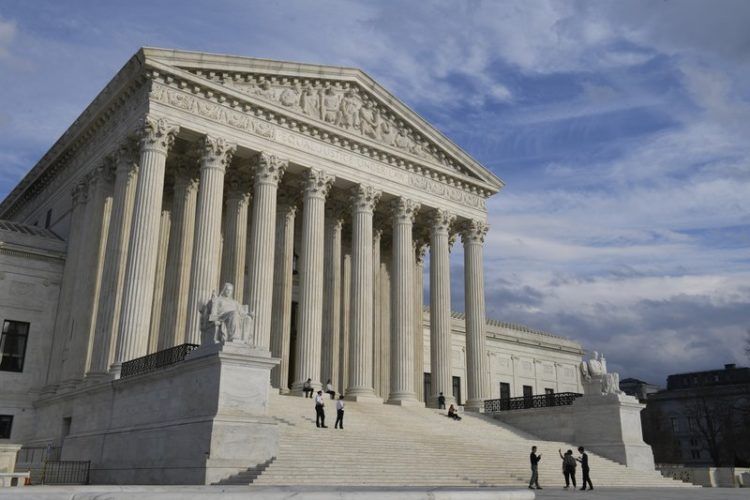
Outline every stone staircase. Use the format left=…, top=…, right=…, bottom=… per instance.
left=243, top=392, right=693, bottom=487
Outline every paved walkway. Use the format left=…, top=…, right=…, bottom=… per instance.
left=1, top=485, right=748, bottom=499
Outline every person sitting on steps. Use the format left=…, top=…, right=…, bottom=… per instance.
left=302, top=378, right=313, bottom=398
left=325, top=379, right=336, bottom=399
left=447, top=404, right=462, bottom=420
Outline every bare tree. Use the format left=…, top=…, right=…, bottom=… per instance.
left=684, top=396, right=736, bottom=466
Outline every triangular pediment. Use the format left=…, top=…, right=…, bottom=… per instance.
left=141, top=48, right=503, bottom=192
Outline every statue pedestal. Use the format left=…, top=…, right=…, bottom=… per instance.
left=569, top=393, right=656, bottom=471
left=58, top=342, right=280, bottom=484
left=493, top=393, right=655, bottom=471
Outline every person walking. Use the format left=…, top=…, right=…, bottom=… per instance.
left=528, top=446, right=542, bottom=490
left=437, top=392, right=446, bottom=409
left=325, top=379, right=336, bottom=399
left=577, top=446, right=593, bottom=490
left=558, top=448, right=577, bottom=489
left=335, top=394, right=345, bottom=429
left=303, top=378, right=314, bottom=398
left=314, top=390, right=327, bottom=428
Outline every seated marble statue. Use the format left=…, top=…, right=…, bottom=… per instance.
left=580, top=351, right=622, bottom=396
left=199, top=283, right=255, bottom=346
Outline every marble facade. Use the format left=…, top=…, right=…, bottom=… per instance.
left=0, top=49, right=588, bottom=472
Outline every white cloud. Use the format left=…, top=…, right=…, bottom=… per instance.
left=0, top=16, right=16, bottom=59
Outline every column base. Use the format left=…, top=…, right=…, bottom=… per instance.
left=290, top=380, right=322, bottom=396
left=109, top=362, right=122, bottom=380
left=463, top=399, right=485, bottom=412
left=386, top=394, right=423, bottom=407
left=84, top=372, right=115, bottom=386
left=345, top=389, right=383, bottom=403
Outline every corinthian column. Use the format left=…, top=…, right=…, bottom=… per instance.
left=462, top=219, right=489, bottom=411
left=46, top=180, right=89, bottom=391
left=220, top=170, right=252, bottom=302
left=185, top=136, right=236, bottom=344
left=387, top=198, right=421, bottom=405
left=293, top=169, right=335, bottom=393
left=148, top=197, right=172, bottom=352
left=158, top=156, right=200, bottom=348
left=87, top=141, right=139, bottom=379
left=245, top=153, right=287, bottom=350
left=270, top=193, right=298, bottom=392
left=429, top=209, right=456, bottom=407
left=346, top=184, right=382, bottom=401
left=414, top=237, right=428, bottom=402
left=113, top=117, right=178, bottom=374
left=320, top=201, right=345, bottom=391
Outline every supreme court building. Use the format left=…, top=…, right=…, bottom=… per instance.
left=0, top=49, right=584, bottom=474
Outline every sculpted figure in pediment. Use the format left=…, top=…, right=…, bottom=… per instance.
left=300, top=85, right=320, bottom=118
left=379, top=121, right=395, bottom=146
left=258, top=80, right=275, bottom=100
left=394, top=124, right=412, bottom=151
left=359, top=100, right=380, bottom=139
left=279, top=84, right=301, bottom=109
left=337, top=90, right=360, bottom=130
left=322, top=86, right=340, bottom=124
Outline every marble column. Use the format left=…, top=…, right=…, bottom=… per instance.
left=245, top=152, right=287, bottom=350
left=338, top=246, right=351, bottom=394
left=379, top=257, right=391, bottom=401
left=270, top=193, right=298, bottom=392
left=320, top=201, right=345, bottom=392
left=462, top=220, right=490, bottom=411
left=371, top=227, right=382, bottom=397
left=185, top=136, right=236, bottom=344
left=45, top=181, right=90, bottom=390
left=113, top=117, right=178, bottom=373
left=429, top=209, right=456, bottom=407
left=293, top=169, right=334, bottom=393
left=87, top=142, right=139, bottom=379
left=148, top=199, right=172, bottom=353
left=158, top=159, right=199, bottom=348
left=388, top=198, right=421, bottom=405
left=346, top=184, right=382, bottom=401
left=220, top=171, right=252, bottom=302
left=413, top=239, right=428, bottom=402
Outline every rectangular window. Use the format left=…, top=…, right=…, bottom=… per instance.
left=0, top=320, right=30, bottom=372
left=500, top=382, right=511, bottom=400
left=544, top=388, right=554, bottom=395
left=523, top=385, right=533, bottom=409
left=0, top=415, right=12, bottom=439
left=671, top=417, right=679, bottom=432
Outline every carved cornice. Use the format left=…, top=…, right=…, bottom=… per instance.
left=251, top=152, right=287, bottom=186
left=301, top=168, right=335, bottom=199
left=350, top=184, right=381, bottom=213
left=147, top=77, right=492, bottom=210
left=390, top=197, right=420, bottom=225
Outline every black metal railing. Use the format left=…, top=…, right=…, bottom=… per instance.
left=15, top=446, right=61, bottom=465
left=120, top=343, right=199, bottom=378
left=484, top=392, right=582, bottom=413
left=39, top=460, right=90, bottom=485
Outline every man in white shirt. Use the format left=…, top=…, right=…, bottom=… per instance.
left=325, top=379, right=336, bottom=399
left=335, top=395, right=345, bottom=429
left=314, top=390, right=327, bottom=428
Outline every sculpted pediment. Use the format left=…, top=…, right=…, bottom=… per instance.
left=141, top=48, right=503, bottom=191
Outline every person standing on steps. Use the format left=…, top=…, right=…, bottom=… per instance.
left=335, top=394, right=345, bottom=429
left=325, top=379, right=336, bottom=399
left=437, top=392, right=446, bottom=409
left=559, top=448, right=577, bottom=489
left=303, top=378, right=314, bottom=398
left=528, top=445, right=542, bottom=490
left=577, top=446, right=593, bottom=490
left=314, top=390, right=327, bottom=428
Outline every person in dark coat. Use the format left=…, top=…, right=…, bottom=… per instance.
left=577, top=446, right=593, bottom=490
left=528, top=446, right=542, bottom=489
left=558, top=448, right=577, bottom=489
left=437, top=392, right=446, bottom=409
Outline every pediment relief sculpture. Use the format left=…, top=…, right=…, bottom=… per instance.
left=189, top=70, right=467, bottom=176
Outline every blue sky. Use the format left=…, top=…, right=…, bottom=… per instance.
left=1, top=0, right=748, bottom=386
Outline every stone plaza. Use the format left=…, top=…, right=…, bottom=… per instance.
left=0, top=48, right=692, bottom=489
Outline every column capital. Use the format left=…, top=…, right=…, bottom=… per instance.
left=391, top=197, right=421, bottom=224
left=138, top=115, right=179, bottom=154
left=325, top=198, right=348, bottom=228
left=200, top=135, right=236, bottom=172
left=173, top=151, right=201, bottom=187
left=252, top=152, right=288, bottom=186
left=114, top=138, right=140, bottom=178
left=461, top=219, right=489, bottom=244
left=225, top=165, right=253, bottom=200
left=430, top=208, right=456, bottom=233
left=87, top=162, right=116, bottom=188
left=350, top=184, right=381, bottom=213
left=302, top=168, right=335, bottom=199
left=413, top=239, right=429, bottom=264
left=71, top=179, right=89, bottom=206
